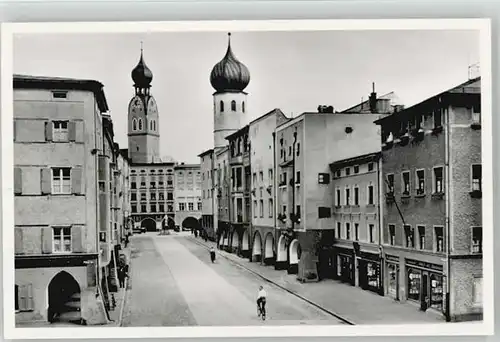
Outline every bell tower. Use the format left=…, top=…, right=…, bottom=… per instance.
left=128, top=43, right=160, bottom=163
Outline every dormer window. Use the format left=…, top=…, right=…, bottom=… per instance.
left=231, top=100, right=236, bottom=111
left=220, top=100, right=224, bottom=112
left=52, top=91, right=68, bottom=99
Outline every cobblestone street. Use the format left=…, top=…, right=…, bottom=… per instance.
left=120, top=233, right=346, bottom=326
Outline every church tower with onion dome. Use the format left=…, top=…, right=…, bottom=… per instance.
left=128, top=44, right=160, bottom=163
left=210, top=33, right=250, bottom=149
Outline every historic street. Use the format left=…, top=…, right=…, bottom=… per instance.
left=120, top=232, right=346, bottom=326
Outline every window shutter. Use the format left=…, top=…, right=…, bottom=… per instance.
left=68, top=121, right=76, bottom=142
left=14, top=167, right=22, bottom=195
left=75, top=121, right=85, bottom=143
left=71, top=225, right=84, bottom=253
left=44, top=121, right=53, bottom=142
left=19, top=285, right=27, bottom=311
left=41, top=227, right=52, bottom=254
left=40, top=168, right=52, bottom=195
left=13, top=120, right=17, bottom=142
left=72, top=167, right=83, bottom=195
left=15, top=228, right=23, bottom=254
left=27, top=283, right=34, bottom=310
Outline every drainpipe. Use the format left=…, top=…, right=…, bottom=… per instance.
left=272, top=131, right=277, bottom=252
left=247, top=140, right=252, bottom=259
left=291, top=128, right=297, bottom=235
left=94, top=100, right=101, bottom=301
left=444, top=102, right=451, bottom=322
left=376, top=153, right=384, bottom=295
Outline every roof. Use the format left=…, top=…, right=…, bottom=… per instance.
left=225, top=124, right=249, bottom=141
left=13, top=74, right=109, bottom=113
left=374, top=77, right=481, bottom=125
left=329, top=151, right=381, bottom=169
left=216, top=145, right=229, bottom=156
left=130, top=162, right=176, bottom=167
left=198, top=148, right=214, bottom=158
left=248, top=108, right=288, bottom=126
left=174, top=163, right=200, bottom=169
left=341, top=91, right=401, bottom=113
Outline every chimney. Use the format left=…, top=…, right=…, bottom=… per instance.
left=369, top=82, right=378, bottom=113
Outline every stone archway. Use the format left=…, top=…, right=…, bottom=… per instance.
left=289, top=239, right=300, bottom=274
left=275, top=234, right=288, bottom=270
left=252, top=231, right=262, bottom=262
left=48, top=271, right=81, bottom=324
left=141, top=218, right=157, bottom=232
left=241, top=229, right=250, bottom=258
left=264, top=233, right=275, bottom=266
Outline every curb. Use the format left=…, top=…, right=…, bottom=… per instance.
left=188, top=236, right=355, bottom=326
left=117, top=278, right=128, bottom=327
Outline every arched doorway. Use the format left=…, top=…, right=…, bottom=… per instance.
left=275, top=235, right=288, bottom=270
left=230, top=231, right=239, bottom=253
left=289, top=239, right=300, bottom=274
left=141, top=218, right=157, bottom=232
left=241, top=229, right=250, bottom=258
left=182, top=217, right=200, bottom=231
left=252, top=231, right=262, bottom=262
left=264, top=233, right=275, bottom=265
left=48, top=271, right=81, bottom=324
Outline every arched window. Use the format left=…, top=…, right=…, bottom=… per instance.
left=138, top=118, right=143, bottom=130
left=242, top=101, right=245, bottom=113
left=150, top=120, right=153, bottom=131
left=231, top=100, right=236, bottom=111
left=153, top=120, right=156, bottom=131
left=132, top=118, right=137, bottom=131
left=220, top=100, right=224, bottom=112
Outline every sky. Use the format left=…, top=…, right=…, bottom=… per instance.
left=13, top=29, right=480, bottom=164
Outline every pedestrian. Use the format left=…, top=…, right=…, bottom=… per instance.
left=124, top=234, right=130, bottom=248
left=118, top=267, right=125, bottom=288
left=194, top=230, right=198, bottom=238
left=210, top=247, right=216, bottom=263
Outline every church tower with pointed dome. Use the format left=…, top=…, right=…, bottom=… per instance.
left=210, top=33, right=250, bottom=149
left=128, top=45, right=160, bottom=163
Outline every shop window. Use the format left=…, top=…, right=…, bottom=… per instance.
left=337, top=222, right=342, bottom=239
left=366, top=262, right=380, bottom=289
left=389, top=224, right=396, bottom=245
left=473, top=276, right=483, bottom=306
left=417, top=225, right=426, bottom=250
left=407, top=268, right=421, bottom=301
left=416, top=169, right=425, bottom=195
left=471, top=226, right=482, bottom=253
left=387, top=264, right=398, bottom=298
left=430, top=274, right=443, bottom=310
left=402, top=171, right=410, bottom=196
left=404, top=225, right=414, bottom=248
left=345, top=223, right=351, bottom=240
left=433, top=167, right=444, bottom=193
left=354, top=223, right=359, bottom=241
left=369, top=224, right=375, bottom=243
left=434, top=226, right=444, bottom=252
left=354, top=186, right=359, bottom=205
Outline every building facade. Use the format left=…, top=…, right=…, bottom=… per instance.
left=375, top=77, right=482, bottom=321
left=329, top=152, right=383, bottom=294
left=215, top=147, right=231, bottom=245
left=13, top=75, right=111, bottom=325
left=199, top=149, right=216, bottom=239
left=174, top=163, right=202, bottom=230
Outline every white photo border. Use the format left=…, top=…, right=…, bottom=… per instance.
left=1, top=18, right=493, bottom=339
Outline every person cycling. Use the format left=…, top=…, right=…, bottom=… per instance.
left=256, top=285, right=267, bottom=319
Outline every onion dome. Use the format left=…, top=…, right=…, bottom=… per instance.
left=210, top=33, right=250, bottom=93
left=131, top=43, right=153, bottom=88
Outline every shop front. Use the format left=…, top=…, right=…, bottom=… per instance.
left=406, top=259, right=444, bottom=313
left=385, top=254, right=400, bottom=300
left=357, top=251, right=382, bottom=295
left=334, top=248, right=355, bottom=286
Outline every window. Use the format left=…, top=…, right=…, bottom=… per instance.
left=16, top=284, right=34, bottom=312
left=354, top=223, right=359, bottom=241
left=159, top=204, right=165, bottom=212
left=416, top=169, right=425, bottom=195
left=297, top=142, right=300, bottom=156
left=367, top=184, right=374, bottom=205
left=345, top=187, right=351, bottom=206
left=369, top=224, right=375, bottom=243
left=138, top=118, right=143, bottom=130
left=150, top=182, right=156, bottom=188
left=15, top=285, right=19, bottom=311
left=283, top=205, right=287, bottom=216
left=404, top=225, right=414, bottom=248
left=53, top=227, right=71, bottom=253
left=141, top=205, right=147, bottom=212
left=335, top=188, right=341, bottom=207
left=140, top=193, right=146, bottom=201
left=150, top=204, right=156, bottom=213
left=150, top=193, right=156, bottom=201
left=188, top=202, right=194, bottom=211
left=433, top=167, right=444, bottom=193
left=471, top=164, right=482, bottom=192
left=53, top=121, right=69, bottom=141
left=336, top=222, right=342, bottom=239
left=52, top=91, right=68, bottom=99
left=368, top=163, right=374, bottom=172
left=220, top=100, right=224, bottom=112
left=254, top=200, right=258, bottom=217
left=387, top=174, right=394, bottom=193
left=389, top=225, right=396, bottom=245
left=231, top=100, right=236, bottom=111
left=434, top=109, right=442, bottom=128
left=434, top=226, right=444, bottom=252
left=472, top=226, right=482, bottom=253
left=354, top=165, right=359, bottom=173
left=318, top=207, right=331, bottom=218
left=131, top=193, right=137, bottom=201
left=179, top=203, right=185, bottom=211
left=159, top=193, right=164, bottom=200
left=472, top=106, right=481, bottom=124
left=318, top=173, right=330, bottom=184
left=346, top=223, right=351, bottom=240
left=353, top=186, right=359, bottom=205
left=198, top=202, right=202, bottom=211
left=296, top=171, right=301, bottom=185
left=268, top=169, right=273, bottom=184
left=417, top=225, right=425, bottom=250
left=402, top=171, right=410, bottom=195
left=473, top=277, right=483, bottom=306
left=345, top=168, right=351, bottom=176
left=268, top=199, right=273, bottom=217
left=335, top=170, right=341, bottom=178
left=242, top=101, right=245, bottom=113
left=131, top=205, right=137, bottom=213
left=52, top=167, right=71, bottom=194
left=167, top=192, right=173, bottom=200
left=259, top=200, right=264, bottom=217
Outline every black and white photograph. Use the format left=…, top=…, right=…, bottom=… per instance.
left=1, top=19, right=493, bottom=339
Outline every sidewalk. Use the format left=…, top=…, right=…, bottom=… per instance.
left=108, top=245, right=132, bottom=327
left=189, top=236, right=446, bottom=325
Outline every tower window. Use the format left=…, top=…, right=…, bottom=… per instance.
left=220, top=100, right=224, bottom=112
left=242, top=101, right=245, bottom=113
left=150, top=120, right=153, bottom=131
left=132, top=118, right=137, bottom=131
left=138, top=118, right=143, bottom=130
left=231, top=100, right=236, bottom=111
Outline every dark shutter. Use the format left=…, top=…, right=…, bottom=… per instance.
left=71, top=225, right=84, bottom=253
left=41, top=227, right=52, bottom=254
left=72, top=167, right=83, bottom=194
left=40, top=168, right=52, bottom=195
left=68, top=121, right=76, bottom=142
left=44, top=121, right=53, bottom=142
left=14, top=167, right=22, bottom=195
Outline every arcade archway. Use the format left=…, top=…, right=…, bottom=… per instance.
left=48, top=271, right=81, bottom=324
left=252, top=231, right=262, bottom=261
left=141, top=218, right=157, bottom=232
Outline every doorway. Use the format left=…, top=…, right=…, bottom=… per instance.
left=48, top=271, right=81, bottom=324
